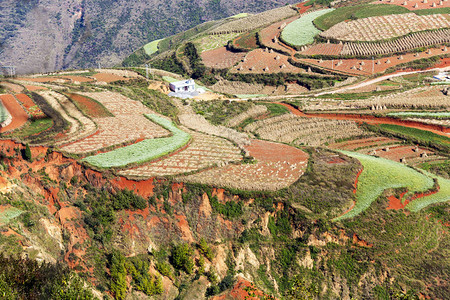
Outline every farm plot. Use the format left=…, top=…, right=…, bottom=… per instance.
left=232, top=32, right=259, bottom=50
left=0, top=94, right=28, bottom=133
left=178, top=139, right=309, bottom=191
left=0, top=100, right=11, bottom=126
left=404, top=117, right=450, bottom=127
left=244, top=113, right=370, bottom=146
left=201, top=47, right=247, bottom=69
left=377, top=0, right=450, bottom=11
left=194, top=33, right=241, bottom=52
left=340, top=29, right=450, bottom=56
left=15, top=94, right=46, bottom=119
left=299, top=43, right=344, bottom=56
left=65, top=93, right=113, bottom=118
left=119, top=129, right=242, bottom=178
left=226, top=105, right=268, bottom=127
left=321, top=13, right=450, bottom=42
left=335, top=151, right=434, bottom=220
left=281, top=9, right=335, bottom=47
left=61, top=91, right=168, bottom=154
left=82, top=114, right=190, bottom=168
left=353, top=86, right=450, bottom=110
left=387, top=111, right=450, bottom=118
left=232, top=49, right=303, bottom=74
left=328, top=137, right=399, bottom=150
left=299, top=45, right=450, bottom=75
left=92, top=73, right=130, bottom=83
left=37, top=91, right=97, bottom=146
left=209, top=5, right=298, bottom=35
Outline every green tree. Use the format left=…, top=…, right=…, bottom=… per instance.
left=109, top=251, right=127, bottom=300
left=23, top=143, right=32, bottom=161
left=171, top=243, right=194, bottom=274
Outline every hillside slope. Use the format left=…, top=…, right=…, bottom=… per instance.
left=0, top=0, right=298, bottom=74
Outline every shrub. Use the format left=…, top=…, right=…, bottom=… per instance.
left=171, top=243, right=194, bottom=274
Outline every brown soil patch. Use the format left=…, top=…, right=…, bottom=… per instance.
left=66, top=93, right=112, bottom=118
left=297, top=2, right=311, bottom=14
left=329, top=137, right=399, bottom=150
left=259, top=15, right=299, bottom=54
left=375, top=0, right=450, bottom=10
left=211, top=276, right=276, bottom=300
left=201, top=47, right=247, bottom=69
left=0, top=94, right=28, bottom=133
left=111, top=177, right=155, bottom=198
left=364, top=145, right=434, bottom=162
left=301, top=43, right=344, bottom=56
left=233, top=49, right=303, bottom=73
left=92, top=73, right=130, bottom=83
left=15, top=77, right=70, bottom=83
left=58, top=75, right=95, bottom=83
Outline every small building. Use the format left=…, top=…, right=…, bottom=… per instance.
left=169, top=79, right=196, bottom=93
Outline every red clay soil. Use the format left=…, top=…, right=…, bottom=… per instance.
left=387, top=186, right=440, bottom=210
left=201, top=47, right=246, bottom=69
left=279, top=103, right=450, bottom=137
left=297, top=2, right=312, bottom=13
left=66, top=93, right=112, bottom=118
left=233, top=32, right=258, bottom=50
left=376, top=0, right=450, bottom=10
left=298, top=46, right=450, bottom=76
left=434, top=57, right=450, bottom=69
left=353, top=167, right=364, bottom=194
left=0, top=94, right=28, bottom=133
left=259, top=15, right=299, bottom=53
left=352, top=233, right=373, bottom=248
left=211, top=276, right=276, bottom=300
left=58, top=75, right=95, bottom=83
left=24, top=85, right=47, bottom=91
left=92, top=73, right=129, bottom=83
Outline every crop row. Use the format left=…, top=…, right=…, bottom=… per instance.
left=341, top=29, right=450, bottom=56
left=226, top=105, right=268, bottom=127
left=245, top=115, right=369, bottom=146
left=82, top=114, right=190, bottom=168
left=321, top=13, right=450, bottom=42
left=208, top=5, right=298, bottom=35
left=119, top=129, right=242, bottom=178
left=61, top=91, right=168, bottom=154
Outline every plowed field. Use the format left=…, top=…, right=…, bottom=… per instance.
left=201, top=47, right=247, bottom=69
left=232, top=49, right=302, bottom=73
left=376, top=0, right=450, bottom=10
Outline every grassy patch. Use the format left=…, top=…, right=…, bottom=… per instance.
left=262, top=102, right=289, bottom=117
left=406, top=170, right=450, bottom=212
left=0, top=207, right=23, bottom=225
left=194, top=33, right=240, bottom=53
left=414, top=7, right=450, bottom=15
left=190, top=100, right=253, bottom=125
left=0, top=101, right=10, bottom=123
left=336, top=151, right=434, bottom=220
left=314, top=4, right=409, bottom=30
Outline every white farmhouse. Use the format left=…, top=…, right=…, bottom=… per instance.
left=169, top=79, right=196, bottom=93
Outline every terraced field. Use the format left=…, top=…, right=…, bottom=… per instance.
left=119, top=129, right=242, bottom=178
left=0, top=100, right=11, bottom=126
left=60, top=91, right=168, bottom=154
left=143, top=39, right=162, bottom=56
left=195, top=33, right=241, bottom=52
left=179, top=139, right=309, bottom=191
left=15, top=94, right=46, bottom=119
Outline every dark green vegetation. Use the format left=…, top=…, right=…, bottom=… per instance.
left=387, top=54, right=450, bottom=72
left=314, top=4, right=409, bottom=30
left=420, top=160, right=450, bottom=178
left=191, top=100, right=253, bottom=125
left=0, top=255, right=94, bottom=299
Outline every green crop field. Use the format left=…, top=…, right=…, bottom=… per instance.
left=378, top=124, right=450, bottom=148
left=229, top=13, right=249, bottom=19
left=335, top=151, right=434, bottom=220
left=387, top=112, right=450, bottom=118
left=0, top=101, right=10, bottom=124
left=406, top=170, right=450, bottom=212
left=0, top=207, right=23, bottom=225
left=83, top=114, right=190, bottom=168
left=281, top=8, right=334, bottom=47
left=143, top=39, right=162, bottom=56
left=314, top=4, right=409, bottom=30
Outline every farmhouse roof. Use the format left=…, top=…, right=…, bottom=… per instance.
left=170, top=79, right=195, bottom=88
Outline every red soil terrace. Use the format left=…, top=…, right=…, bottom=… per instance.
left=0, top=94, right=28, bottom=133
left=201, top=47, right=246, bottom=69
